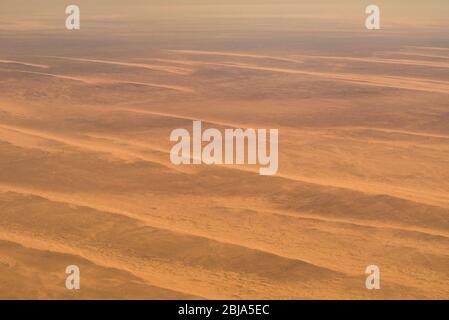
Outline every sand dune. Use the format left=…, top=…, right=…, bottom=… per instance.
left=0, top=187, right=355, bottom=299
left=0, top=59, right=49, bottom=69
left=0, top=69, right=90, bottom=83
left=170, top=50, right=303, bottom=64
left=328, top=127, right=449, bottom=140
left=114, top=107, right=239, bottom=128
left=19, top=102, right=442, bottom=210
left=380, top=51, right=449, bottom=60
left=3, top=185, right=444, bottom=299
left=0, top=69, right=194, bottom=93
left=410, top=46, right=449, bottom=53
left=171, top=50, right=449, bottom=69
left=47, top=56, right=193, bottom=75
left=207, top=62, right=449, bottom=94
left=108, top=81, right=194, bottom=93
left=150, top=58, right=449, bottom=94
left=297, top=55, right=449, bottom=69
left=87, top=108, right=449, bottom=209
left=0, top=236, right=198, bottom=299
left=0, top=123, right=187, bottom=173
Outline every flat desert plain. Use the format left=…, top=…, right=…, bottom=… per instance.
left=0, top=1, right=448, bottom=299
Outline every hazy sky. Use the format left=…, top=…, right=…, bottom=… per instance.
left=0, top=0, right=447, bottom=37
left=1, top=0, right=448, bottom=22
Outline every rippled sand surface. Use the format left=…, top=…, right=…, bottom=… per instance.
left=0, top=0, right=448, bottom=299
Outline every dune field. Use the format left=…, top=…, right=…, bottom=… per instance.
left=0, top=1, right=448, bottom=299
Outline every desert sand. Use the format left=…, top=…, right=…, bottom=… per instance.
left=0, top=0, right=448, bottom=299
